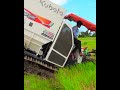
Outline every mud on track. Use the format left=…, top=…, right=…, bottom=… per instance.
left=24, top=60, right=56, bottom=78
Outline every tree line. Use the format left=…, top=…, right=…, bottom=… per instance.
left=78, top=30, right=96, bottom=37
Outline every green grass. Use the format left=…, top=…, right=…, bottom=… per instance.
left=79, top=37, right=96, bottom=61
left=24, top=74, right=51, bottom=90
left=78, top=37, right=96, bottom=51
left=55, top=62, right=96, bottom=90
left=24, top=37, right=96, bottom=90
left=24, top=62, right=96, bottom=90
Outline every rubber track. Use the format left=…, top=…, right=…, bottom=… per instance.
left=24, top=50, right=57, bottom=78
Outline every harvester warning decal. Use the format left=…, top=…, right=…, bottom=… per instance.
left=24, top=8, right=54, bottom=28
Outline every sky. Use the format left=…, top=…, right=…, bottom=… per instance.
left=50, top=0, right=96, bottom=32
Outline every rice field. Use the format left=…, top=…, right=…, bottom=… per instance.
left=24, top=37, right=96, bottom=90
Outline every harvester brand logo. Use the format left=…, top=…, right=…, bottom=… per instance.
left=40, top=0, right=64, bottom=16
left=24, top=8, right=54, bottom=28
left=41, top=30, right=54, bottom=40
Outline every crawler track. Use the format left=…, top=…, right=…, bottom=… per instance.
left=24, top=50, right=58, bottom=78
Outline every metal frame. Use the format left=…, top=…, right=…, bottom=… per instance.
left=45, top=21, right=74, bottom=67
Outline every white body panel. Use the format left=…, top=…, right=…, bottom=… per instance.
left=24, top=0, right=66, bottom=40
left=24, top=0, right=66, bottom=55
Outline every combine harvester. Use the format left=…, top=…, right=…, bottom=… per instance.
left=24, top=0, right=96, bottom=77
